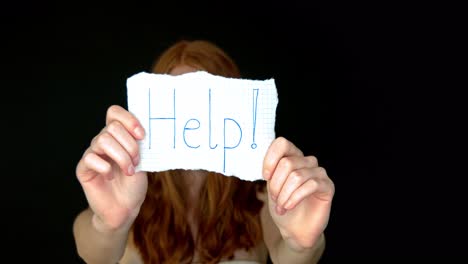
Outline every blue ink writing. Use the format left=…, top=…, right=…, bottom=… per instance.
left=146, top=87, right=257, bottom=173
left=251, top=89, right=259, bottom=149
left=209, top=89, right=218, bottom=149
left=223, top=118, right=242, bottom=173
left=183, top=119, right=201, bottom=148
left=148, top=88, right=176, bottom=149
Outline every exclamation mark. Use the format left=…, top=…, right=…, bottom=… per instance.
left=251, top=89, right=259, bottom=149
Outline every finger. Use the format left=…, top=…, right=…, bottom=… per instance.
left=276, top=167, right=314, bottom=209
left=76, top=152, right=113, bottom=182
left=106, top=105, right=145, bottom=140
left=91, top=131, right=135, bottom=176
left=305, top=155, right=319, bottom=168
left=284, top=177, right=334, bottom=210
left=263, top=137, right=303, bottom=181
left=105, top=121, right=140, bottom=166
left=268, top=156, right=312, bottom=200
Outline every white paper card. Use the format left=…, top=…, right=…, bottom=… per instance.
left=127, top=71, right=278, bottom=181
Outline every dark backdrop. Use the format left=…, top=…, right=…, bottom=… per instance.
left=4, top=1, right=466, bottom=263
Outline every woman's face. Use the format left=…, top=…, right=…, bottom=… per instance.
left=170, top=64, right=199, bottom=76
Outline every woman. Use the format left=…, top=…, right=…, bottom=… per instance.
left=73, top=40, right=335, bottom=264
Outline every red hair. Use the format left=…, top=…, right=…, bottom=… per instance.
left=132, top=40, right=266, bottom=263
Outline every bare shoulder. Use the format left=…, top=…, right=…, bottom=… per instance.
left=119, top=230, right=143, bottom=264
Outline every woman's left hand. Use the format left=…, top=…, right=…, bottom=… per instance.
left=263, top=137, right=335, bottom=250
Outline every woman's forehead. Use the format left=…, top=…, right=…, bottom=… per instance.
left=170, top=64, right=200, bottom=76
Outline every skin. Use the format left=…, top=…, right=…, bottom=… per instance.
left=73, top=65, right=335, bottom=264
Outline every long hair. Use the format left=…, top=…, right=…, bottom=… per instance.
left=132, top=40, right=266, bottom=264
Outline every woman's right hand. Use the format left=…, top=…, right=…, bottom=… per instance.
left=76, top=105, right=148, bottom=233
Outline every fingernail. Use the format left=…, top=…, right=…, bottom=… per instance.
left=271, top=194, right=277, bottom=202
left=133, top=154, right=140, bottom=166
left=106, top=174, right=114, bottom=181
left=134, top=127, right=145, bottom=139
left=128, top=165, right=135, bottom=175
left=276, top=205, right=286, bottom=215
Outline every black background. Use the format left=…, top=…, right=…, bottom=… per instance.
left=4, top=1, right=466, bottom=263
